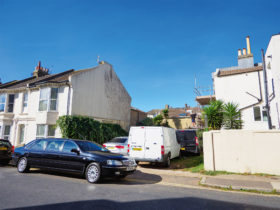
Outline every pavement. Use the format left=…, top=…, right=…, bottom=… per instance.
left=128, top=165, right=280, bottom=194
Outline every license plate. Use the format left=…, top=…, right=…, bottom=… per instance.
left=132, top=148, right=142, bottom=151
left=126, top=166, right=135, bottom=171
left=107, top=146, right=115, bottom=150
left=0, top=147, right=7, bottom=151
left=180, top=148, right=186, bottom=151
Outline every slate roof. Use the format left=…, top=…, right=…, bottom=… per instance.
left=218, top=65, right=263, bottom=77
left=0, top=69, right=74, bottom=90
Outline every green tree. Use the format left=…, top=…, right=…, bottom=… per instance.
left=223, top=102, right=243, bottom=129
left=137, top=118, right=154, bottom=126
left=162, top=109, right=169, bottom=127
left=202, top=100, right=224, bottom=130
left=153, top=114, right=163, bottom=126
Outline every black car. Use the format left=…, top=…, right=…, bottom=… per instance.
left=176, top=130, right=200, bottom=155
left=12, top=138, right=137, bottom=183
left=0, top=139, right=13, bottom=164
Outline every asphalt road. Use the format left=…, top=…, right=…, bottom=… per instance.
left=1, top=165, right=280, bottom=210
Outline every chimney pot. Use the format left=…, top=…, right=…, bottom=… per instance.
left=243, top=48, right=247, bottom=55
left=246, top=36, right=252, bottom=55
left=165, top=104, right=169, bottom=109
left=238, top=49, right=242, bottom=56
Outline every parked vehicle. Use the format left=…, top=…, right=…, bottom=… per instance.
left=12, top=138, right=137, bottom=183
left=103, top=137, right=128, bottom=155
left=176, top=129, right=200, bottom=155
left=0, top=139, right=13, bottom=164
left=128, top=126, right=180, bottom=167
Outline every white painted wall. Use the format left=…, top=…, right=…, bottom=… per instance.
left=213, top=70, right=269, bottom=129
left=266, top=34, right=280, bottom=129
left=0, top=86, right=69, bottom=146
left=203, top=130, right=280, bottom=175
left=70, top=63, right=131, bottom=130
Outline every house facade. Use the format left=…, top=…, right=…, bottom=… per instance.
left=0, top=61, right=131, bottom=146
left=212, top=35, right=280, bottom=130
left=265, top=34, right=280, bottom=129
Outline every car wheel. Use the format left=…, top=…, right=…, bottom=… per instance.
left=17, top=157, right=30, bottom=173
left=86, top=162, right=101, bottom=183
left=164, top=154, right=171, bottom=168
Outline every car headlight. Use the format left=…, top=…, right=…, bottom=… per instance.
left=107, top=160, right=123, bottom=166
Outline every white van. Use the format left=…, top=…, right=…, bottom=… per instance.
left=128, top=126, right=180, bottom=167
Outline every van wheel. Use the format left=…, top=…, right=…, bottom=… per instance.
left=195, top=147, right=200, bottom=156
left=164, top=154, right=171, bottom=168
left=86, top=162, right=101, bottom=183
left=17, top=157, right=30, bottom=173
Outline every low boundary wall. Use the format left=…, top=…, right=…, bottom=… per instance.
left=203, top=130, right=280, bottom=175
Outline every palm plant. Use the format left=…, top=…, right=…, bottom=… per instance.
left=202, top=100, right=224, bottom=130
left=223, top=102, right=243, bottom=129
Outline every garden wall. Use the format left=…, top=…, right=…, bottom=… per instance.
left=203, top=130, right=280, bottom=175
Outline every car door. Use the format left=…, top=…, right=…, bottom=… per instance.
left=58, top=140, right=85, bottom=172
left=26, top=139, right=48, bottom=167
left=43, top=140, right=65, bottom=169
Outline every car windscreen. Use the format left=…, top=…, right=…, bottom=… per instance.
left=176, top=131, right=196, bottom=142
left=0, top=140, right=11, bottom=147
left=109, top=138, right=127, bottom=143
left=75, top=141, right=109, bottom=152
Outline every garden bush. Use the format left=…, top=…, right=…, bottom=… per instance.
left=56, top=115, right=128, bottom=144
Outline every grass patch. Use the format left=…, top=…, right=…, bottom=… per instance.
left=170, top=154, right=204, bottom=173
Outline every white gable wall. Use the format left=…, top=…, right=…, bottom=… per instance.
left=70, top=63, right=131, bottom=130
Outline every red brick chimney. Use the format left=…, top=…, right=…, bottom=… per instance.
left=33, top=61, right=49, bottom=77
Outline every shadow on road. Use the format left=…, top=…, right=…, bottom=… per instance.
left=25, top=168, right=163, bottom=185
left=8, top=197, right=278, bottom=210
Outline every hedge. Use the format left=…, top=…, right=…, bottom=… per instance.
left=56, top=115, right=128, bottom=144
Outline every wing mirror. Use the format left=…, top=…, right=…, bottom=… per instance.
left=71, top=148, right=80, bottom=155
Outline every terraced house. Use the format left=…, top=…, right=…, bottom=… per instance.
left=0, top=61, right=131, bottom=146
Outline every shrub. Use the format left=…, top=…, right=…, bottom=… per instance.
left=56, top=115, right=128, bottom=144
left=137, top=118, right=154, bottom=126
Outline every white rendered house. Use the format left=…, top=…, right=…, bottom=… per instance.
left=213, top=35, right=280, bottom=130
left=0, top=61, right=131, bottom=146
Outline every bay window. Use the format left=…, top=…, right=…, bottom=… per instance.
left=36, top=124, right=56, bottom=139
left=8, top=94, right=15, bottom=113
left=22, top=92, right=28, bottom=113
left=0, top=94, right=6, bottom=112
left=39, top=88, right=58, bottom=111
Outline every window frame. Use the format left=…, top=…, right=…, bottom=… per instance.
left=18, top=124, right=25, bottom=144
left=22, top=92, right=28, bottom=113
left=36, top=124, right=56, bottom=139
left=0, top=94, right=6, bottom=112
left=38, top=87, right=59, bottom=112
left=7, top=94, right=15, bottom=113
left=3, top=125, right=11, bottom=140
left=253, top=106, right=268, bottom=122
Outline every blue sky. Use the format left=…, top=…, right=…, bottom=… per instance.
left=0, top=0, right=279, bottom=112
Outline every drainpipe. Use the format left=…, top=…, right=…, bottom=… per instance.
left=66, top=82, right=71, bottom=116
left=261, top=49, right=272, bottom=129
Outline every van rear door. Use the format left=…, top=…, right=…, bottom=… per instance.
left=144, top=127, right=162, bottom=160
left=129, top=127, right=145, bottom=159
